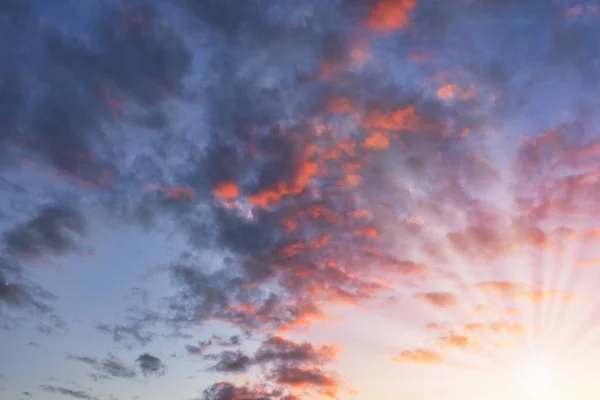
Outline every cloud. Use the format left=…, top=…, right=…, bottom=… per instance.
left=186, top=339, right=213, bottom=356
left=206, top=350, right=253, bottom=373
left=366, top=0, right=417, bottom=33
left=438, top=333, right=480, bottom=350
left=254, top=336, right=339, bottom=366
left=5, top=0, right=600, bottom=398
left=39, top=385, right=98, bottom=400
left=472, top=281, right=573, bottom=304
left=198, top=335, right=342, bottom=398
left=269, top=365, right=341, bottom=397
left=0, top=206, right=89, bottom=330
left=413, top=292, right=458, bottom=308
left=68, top=354, right=137, bottom=379
left=200, top=381, right=280, bottom=400
left=0, top=5, right=185, bottom=195
left=135, top=353, right=166, bottom=376
left=391, top=349, right=444, bottom=365
left=3, top=206, right=86, bottom=260
left=95, top=315, right=157, bottom=347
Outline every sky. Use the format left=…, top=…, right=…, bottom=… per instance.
left=3, top=0, right=600, bottom=399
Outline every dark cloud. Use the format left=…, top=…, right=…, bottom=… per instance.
left=269, top=365, right=340, bottom=393
left=95, top=313, right=158, bottom=348
left=206, top=350, right=252, bottom=373
left=200, top=381, right=278, bottom=400
left=68, top=354, right=137, bottom=379
left=39, top=385, right=98, bottom=400
left=186, top=339, right=213, bottom=356
left=135, top=353, right=166, bottom=377
left=254, top=336, right=338, bottom=366
left=3, top=206, right=85, bottom=260
left=0, top=0, right=192, bottom=178
left=0, top=256, right=62, bottom=331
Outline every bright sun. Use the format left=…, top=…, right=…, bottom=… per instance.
left=517, top=360, right=555, bottom=397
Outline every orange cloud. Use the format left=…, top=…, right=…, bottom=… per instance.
left=438, top=333, right=479, bottom=350
left=354, top=227, right=380, bottom=238
left=512, top=290, right=573, bottom=304
left=465, top=320, right=526, bottom=336
left=361, top=105, right=429, bottom=133
left=472, top=281, right=572, bottom=304
left=584, top=229, right=600, bottom=239
left=436, top=83, right=477, bottom=101
left=473, top=281, right=525, bottom=293
left=391, top=348, right=444, bottom=365
left=464, top=322, right=484, bottom=332
left=488, top=320, right=526, bottom=335
left=575, top=258, right=600, bottom=268
left=248, top=146, right=318, bottom=208
left=425, top=322, right=452, bottom=330
left=363, top=131, right=390, bottom=149
left=366, top=0, right=417, bottom=33
left=214, top=181, right=240, bottom=200
left=414, top=292, right=458, bottom=308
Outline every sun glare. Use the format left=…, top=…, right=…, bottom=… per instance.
left=518, top=361, right=554, bottom=395
left=506, top=357, right=573, bottom=400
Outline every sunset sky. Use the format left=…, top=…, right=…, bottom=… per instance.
left=3, top=0, right=600, bottom=399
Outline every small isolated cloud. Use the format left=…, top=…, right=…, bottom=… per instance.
left=40, top=385, right=98, bottom=400
left=95, top=317, right=156, bottom=347
left=438, top=333, right=480, bottom=350
left=135, top=353, right=166, bottom=376
left=391, top=348, right=444, bottom=365
left=414, top=292, right=458, bottom=308
left=425, top=322, right=452, bottom=330
left=68, top=354, right=137, bottom=379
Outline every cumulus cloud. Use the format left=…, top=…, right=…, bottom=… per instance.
left=206, top=350, right=252, bottom=374
left=135, top=353, right=166, bottom=376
